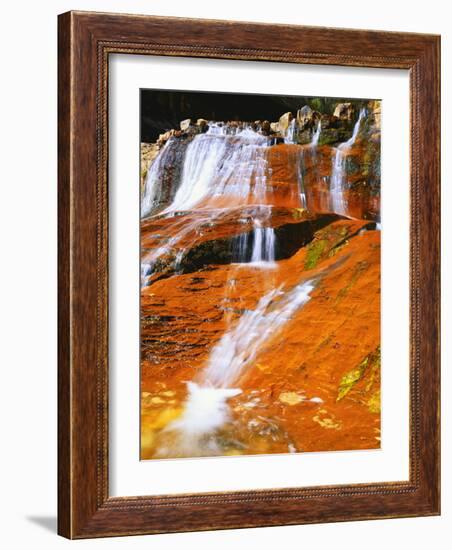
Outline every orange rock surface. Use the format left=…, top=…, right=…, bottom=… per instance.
left=141, top=217, right=380, bottom=458
left=140, top=141, right=380, bottom=459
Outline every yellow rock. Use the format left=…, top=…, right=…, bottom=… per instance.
left=279, top=392, right=305, bottom=405
left=367, top=390, right=381, bottom=413
left=149, top=407, right=183, bottom=430
left=313, top=413, right=341, bottom=430
left=150, top=396, right=165, bottom=404
left=161, top=390, right=176, bottom=397
left=225, top=450, right=243, bottom=456
left=141, top=430, right=155, bottom=451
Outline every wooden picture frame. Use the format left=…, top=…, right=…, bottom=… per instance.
left=58, top=10, right=440, bottom=538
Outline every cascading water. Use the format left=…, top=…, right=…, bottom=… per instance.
left=168, top=123, right=271, bottom=213
left=250, top=221, right=276, bottom=264
left=232, top=206, right=277, bottom=266
left=141, top=98, right=382, bottom=460
left=330, top=108, right=366, bottom=216
left=141, top=138, right=181, bottom=218
left=141, top=124, right=285, bottom=285
left=159, top=278, right=316, bottom=455
left=202, top=278, right=316, bottom=388
left=284, top=118, right=297, bottom=144
left=311, top=120, right=321, bottom=146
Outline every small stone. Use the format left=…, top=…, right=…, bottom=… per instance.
left=297, top=105, right=314, bottom=128
left=180, top=118, right=192, bottom=131
left=333, top=102, right=354, bottom=121
left=150, top=396, right=165, bottom=404
left=278, top=112, right=293, bottom=133
left=261, top=120, right=271, bottom=134
left=279, top=392, right=305, bottom=405
left=310, top=397, right=323, bottom=403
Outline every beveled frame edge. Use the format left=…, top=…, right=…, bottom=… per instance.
left=57, top=10, right=440, bottom=539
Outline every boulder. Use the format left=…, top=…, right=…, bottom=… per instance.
left=261, top=120, right=271, bottom=134
left=180, top=118, right=192, bottom=131
left=367, top=100, right=381, bottom=130
left=297, top=105, right=314, bottom=129
left=196, top=118, right=208, bottom=129
left=278, top=112, right=293, bottom=134
left=270, top=122, right=280, bottom=133
left=333, top=102, right=354, bottom=121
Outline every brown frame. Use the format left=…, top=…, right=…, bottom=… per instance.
left=58, top=10, right=440, bottom=539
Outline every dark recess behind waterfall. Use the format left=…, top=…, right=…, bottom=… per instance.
left=140, top=89, right=371, bottom=142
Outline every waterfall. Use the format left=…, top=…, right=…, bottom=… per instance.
left=250, top=221, right=276, bottom=264
left=159, top=278, right=316, bottom=454
left=345, top=107, right=366, bottom=147
left=167, top=124, right=270, bottom=213
left=284, top=118, right=297, bottom=144
left=231, top=207, right=277, bottom=266
left=141, top=138, right=179, bottom=218
left=297, top=150, right=307, bottom=209
left=330, top=108, right=366, bottom=216
left=311, top=120, right=321, bottom=146
left=330, top=148, right=347, bottom=215
left=141, top=125, right=283, bottom=284
left=201, top=278, right=316, bottom=388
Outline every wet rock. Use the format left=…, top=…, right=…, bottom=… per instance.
left=366, top=100, right=381, bottom=131
left=141, top=137, right=193, bottom=216
left=140, top=142, right=160, bottom=190
left=196, top=118, right=208, bottom=129
left=278, top=112, right=293, bottom=134
left=333, top=102, right=354, bottom=120
left=261, top=120, right=271, bottom=134
left=297, top=105, right=315, bottom=129
left=279, top=392, right=305, bottom=405
left=180, top=118, right=192, bottom=131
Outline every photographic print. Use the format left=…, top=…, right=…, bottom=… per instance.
left=140, top=90, right=381, bottom=460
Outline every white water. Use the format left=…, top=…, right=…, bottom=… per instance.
left=284, top=118, right=297, bottom=144
left=330, top=108, right=366, bottom=216
left=311, top=120, right=321, bottom=146
left=141, top=139, right=176, bottom=218
left=250, top=221, right=276, bottom=264
left=166, top=382, right=241, bottom=437
left=141, top=124, right=284, bottom=284
left=160, top=278, right=316, bottom=453
left=168, top=123, right=270, bottom=212
left=202, top=278, right=316, bottom=388
left=156, top=382, right=242, bottom=457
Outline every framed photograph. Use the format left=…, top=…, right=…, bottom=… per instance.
left=58, top=11, right=440, bottom=538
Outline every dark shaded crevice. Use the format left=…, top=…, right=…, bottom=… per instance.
left=144, top=214, right=342, bottom=286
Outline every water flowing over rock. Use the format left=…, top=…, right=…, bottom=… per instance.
left=140, top=99, right=381, bottom=459
left=330, top=108, right=368, bottom=216
left=141, top=137, right=192, bottom=217
left=200, top=278, right=316, bottom=388
left=297, top=105, right=315, bottom=127
left=279, top=111, right=294, bottom=135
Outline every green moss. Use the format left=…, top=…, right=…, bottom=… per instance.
left=334, top=260, right=368, bottom=304
left=337, top=347, right=381, bottom=402
left=304, top=239, right=327, bottom=270
left=292, top=208, right=307, bottom=220
left=367, top=391, right=381, bottom=414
